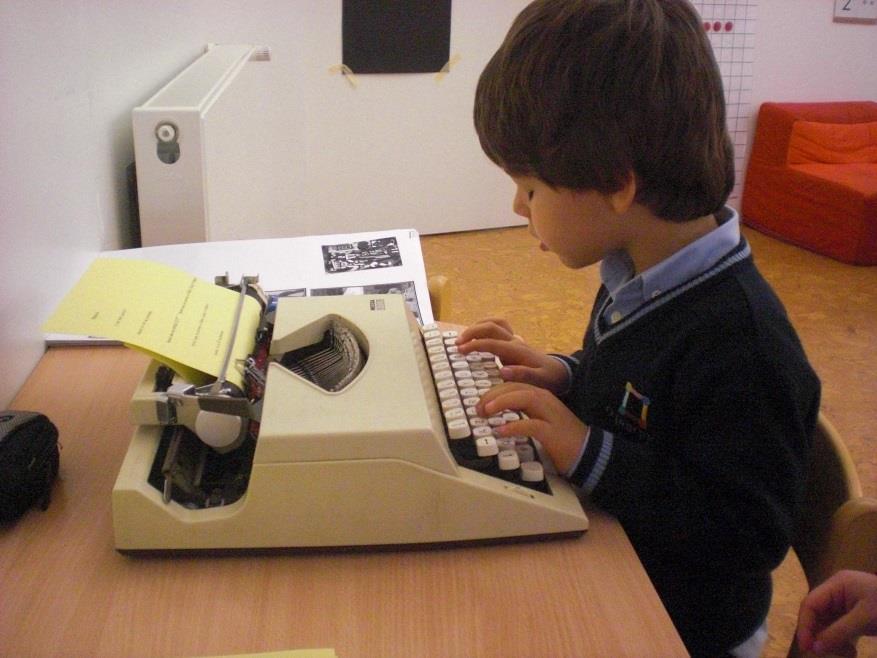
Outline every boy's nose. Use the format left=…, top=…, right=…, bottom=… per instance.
left=512, top=192, right=530, bottom=218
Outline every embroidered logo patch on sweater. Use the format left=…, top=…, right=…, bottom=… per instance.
left=619, top=381, right=650, bottom=430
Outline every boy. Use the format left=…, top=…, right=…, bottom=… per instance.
left=457, top=1, right=821, bottom=656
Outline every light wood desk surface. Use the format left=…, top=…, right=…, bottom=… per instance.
left=1, top=346, right=688, bottom=657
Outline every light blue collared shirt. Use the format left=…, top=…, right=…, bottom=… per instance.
left=600, top=207, right=741, bottom=326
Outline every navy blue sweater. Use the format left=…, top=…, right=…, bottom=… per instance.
left=561, top=240, right=820, bottom=657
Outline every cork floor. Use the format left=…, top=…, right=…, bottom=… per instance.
left=420, top=225, right=877, bottom=658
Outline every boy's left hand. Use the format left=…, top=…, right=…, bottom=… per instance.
left=477, top=382, right=589, bottom=474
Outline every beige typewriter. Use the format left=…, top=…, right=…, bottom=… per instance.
left=112, top=278, right=588, bottom=551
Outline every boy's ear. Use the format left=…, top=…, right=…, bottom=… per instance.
left=609, top=173, right=637, bottom=214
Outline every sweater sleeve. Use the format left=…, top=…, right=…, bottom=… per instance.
left=577, top=323, right=819, bottom=574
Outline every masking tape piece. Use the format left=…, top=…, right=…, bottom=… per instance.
left=329, top=64, right=358, bottom=88
left=435, top=53, right=462, bottom=81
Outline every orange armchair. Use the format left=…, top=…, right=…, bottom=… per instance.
left=742, top=102, right=877, bottom=265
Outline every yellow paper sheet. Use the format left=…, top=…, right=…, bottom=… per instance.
left=42, top=258, right=261, bottom=390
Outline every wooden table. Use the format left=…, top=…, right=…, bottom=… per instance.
left=1, top=346, right=688, bottom=657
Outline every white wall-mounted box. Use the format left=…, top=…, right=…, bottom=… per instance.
left=133, top=44, right=269, bottom=246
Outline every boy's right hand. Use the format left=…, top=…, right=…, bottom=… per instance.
left=456, top=318, right=570, bottom=395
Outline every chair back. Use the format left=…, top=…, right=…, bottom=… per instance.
left=427, top=275, right=451, bottom=322
left=792, top=412, right=863, bottom=589
left=790, top=498, right=877, bottom=658
left=788, top=414, right=877, bottom=658
left=819, top=497, right=877, bottom=583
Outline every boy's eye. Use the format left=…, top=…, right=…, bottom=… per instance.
left=527, top=190, right=534, bottom=201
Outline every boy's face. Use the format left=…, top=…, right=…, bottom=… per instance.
left=510, top=174, right=630, bottom=269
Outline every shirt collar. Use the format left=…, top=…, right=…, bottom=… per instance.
left=600, top=207, right=741, bottom=323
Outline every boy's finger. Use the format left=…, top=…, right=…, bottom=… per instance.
left=797, top=585, right=833, bottom=649
left=495, top=417, right=547, bottom=440
left=814, top=604, right=874, bottom=654
left=460, top=339, right=540, bottom=367
left=497, top=365, right=544, bottom=386
left=795, top=608, right=819, bottom=651
left=472, top=317, right=515, bottom=334
left=457, top=320, right=515, bottom=344
left=479, top=385, right=548, bottom=418
left=474, top=382, right=527, bottom=415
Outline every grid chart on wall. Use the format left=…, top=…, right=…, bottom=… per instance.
left=692, top=1, right=757, bottom=204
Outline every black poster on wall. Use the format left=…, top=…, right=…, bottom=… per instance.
left=342, top=0, right=452, bottom=74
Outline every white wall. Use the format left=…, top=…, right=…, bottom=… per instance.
left=200, top=1, right=528, bottom=242
left=751, top=3, right=876, bottom=110
left=1, top=1, right=875, bottom=408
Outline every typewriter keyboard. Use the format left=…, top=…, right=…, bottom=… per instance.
left=420, top=324, right=551, bottom=494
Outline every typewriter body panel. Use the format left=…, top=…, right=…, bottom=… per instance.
left=113, top=293, right=588, bottom=551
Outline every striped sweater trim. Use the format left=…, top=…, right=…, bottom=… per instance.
left=593, top=240, right=752, bottom=344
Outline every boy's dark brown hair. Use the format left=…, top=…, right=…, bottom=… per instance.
left=474, top=0, right=734, bottom=222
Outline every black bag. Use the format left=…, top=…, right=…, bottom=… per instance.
left=0, top=411, right=60, bottom=523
